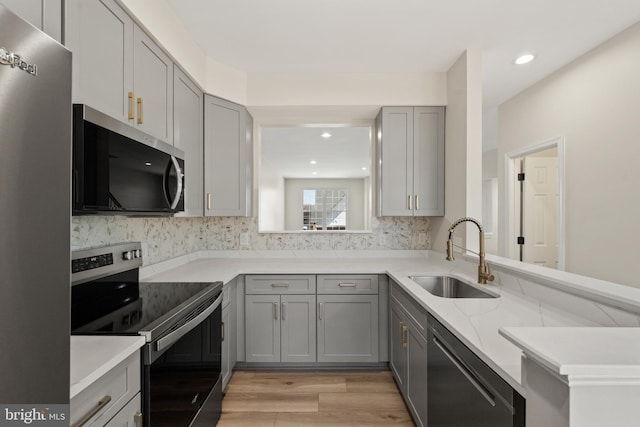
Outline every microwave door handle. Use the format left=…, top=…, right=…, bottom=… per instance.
left=166, top=155, right=183, bottom=210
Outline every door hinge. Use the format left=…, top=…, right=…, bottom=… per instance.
left=517, top=236, right=525, bottom=245
left=517, top=173, right=525, bottom=181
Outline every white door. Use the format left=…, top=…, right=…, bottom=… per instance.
left=522, top=157, right=559, bottom=268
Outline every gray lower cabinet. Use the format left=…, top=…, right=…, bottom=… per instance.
left=204, top=95, right=253, bottom=217
left=375, top=106, right=445, bottom=216
left=66, top=0, right=174, bottom=142
left=245, top=294, right=316, bottom=363
left=1, top=0, right=62, bottom=42
left=390, top=282, right=428, bottom=427
left=173, top=66, right=204, bottom=216
left=317, top=294, right=379, bottom=363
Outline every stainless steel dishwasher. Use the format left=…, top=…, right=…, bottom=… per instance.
left=427, top=314, right=525, bottom=426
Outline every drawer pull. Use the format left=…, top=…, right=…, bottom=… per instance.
left=134, top=412, right=143, bottom=427
left=128, top=92, right=135, bottom=119
left=319, top=302, right=323, bottom=320
left=338, top=283, right=357, bottom=288
left=281, top=302, right=286, bottom=320
left=401, top=323, right=408, bottom=349
left=274, top=302, right=279, bottom=320
left=271, top=283, right=290, bottom=288
left=72, top=395, right=111, bottom=427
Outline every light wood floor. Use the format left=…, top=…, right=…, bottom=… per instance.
left=218, top=370, right=415, bottom=426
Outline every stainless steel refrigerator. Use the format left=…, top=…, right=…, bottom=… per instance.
left=0, top=4, right=71, bottom=405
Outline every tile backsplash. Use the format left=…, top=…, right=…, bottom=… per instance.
left=72, top=216, right=432, bottom=265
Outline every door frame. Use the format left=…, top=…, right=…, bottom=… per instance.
left=503, top=136, right=566, bottom=270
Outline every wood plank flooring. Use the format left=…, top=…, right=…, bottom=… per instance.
left=218, top=370, right=415, bottom=426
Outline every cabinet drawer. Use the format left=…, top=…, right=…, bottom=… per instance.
left=391, top=281, right=428, bottom=334
left=104, top=392, right=141, bottom=427
left=317, top=275, right=379, bottom=294
left=245, top=275, right=316, bottom=294
left=71, top=351, right=141, bottom=427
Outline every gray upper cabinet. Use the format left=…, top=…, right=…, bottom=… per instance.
left=376, top=106, right=445, bottom=216
left=133, top=25, right=173, bottom=143
left=2, top=0, right=62, bottom=42
left=66, top=0, right=174, bottom=143
left=204, top=95, right=253, bottom=217
left=173, top=66, right=203, bottom=216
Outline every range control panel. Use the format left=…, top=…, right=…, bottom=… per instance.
left=71, top=242, right=143, bottom=286
left=72, top=252, right=113, bottom=273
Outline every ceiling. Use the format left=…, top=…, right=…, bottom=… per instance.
left=166, top=0, right=640, bottom=110
left=261, top=125, right=371, bottom=179
left=166, top=1, right=640, bottom=156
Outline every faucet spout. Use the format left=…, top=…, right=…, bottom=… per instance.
left=446, top=217, right=495, bottom=284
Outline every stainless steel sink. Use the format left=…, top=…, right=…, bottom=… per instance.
left=409, top=276, right=498, bottom=299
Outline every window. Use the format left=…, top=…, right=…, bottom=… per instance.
left=302, top=189, right=348, bottom=230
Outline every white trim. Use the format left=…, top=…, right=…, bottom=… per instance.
left=503, top=136, right=566, bottom=270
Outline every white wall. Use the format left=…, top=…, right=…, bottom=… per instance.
left=284, top=178, right=366, bottom=231
left=258, top=161, right=285, bottom=231
left=498, top=22, right=640, bottom=288
left=431, top=50, right=484, bottom=254
left=247, top=72, right=447, bottom=107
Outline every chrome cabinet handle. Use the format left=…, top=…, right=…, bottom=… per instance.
left=274, top=302, right=278, bottom=320
left=71, top=395, right=111, bottom=427
left=338, top=283, right=357, bottom=288
left=415, top=195, right=420, bottom=211
left=408, top=195, right=412, bottom=210
left=134, top=412, right=143, bottom=427
left=207, top=193, right=211, bottom=210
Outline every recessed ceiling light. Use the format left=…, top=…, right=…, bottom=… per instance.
left=515, top=53, right=535, bottom=65
left=362, top=167, right=367, bottom=171
left=321, top=132, right=332, bottom=138
left=310, top=160, right=317, bottom=165
left=145, top=162, right=152, bottom=166
left=312, top=171, right=318, bottom=175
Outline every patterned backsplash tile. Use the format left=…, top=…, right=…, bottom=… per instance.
left=72, top=216, right=432, bottom=266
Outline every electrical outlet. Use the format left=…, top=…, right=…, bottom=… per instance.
left=240, top=233, right=250, bottom=247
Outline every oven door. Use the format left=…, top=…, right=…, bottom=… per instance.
left=143, top=296, right=222, bottom=427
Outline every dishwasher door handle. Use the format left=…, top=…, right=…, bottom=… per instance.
left=433, top=335, right=496, bottom=408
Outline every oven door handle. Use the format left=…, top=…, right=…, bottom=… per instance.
left=155, top=293, right=223, bottom=353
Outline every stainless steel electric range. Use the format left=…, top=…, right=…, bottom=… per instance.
left=71, top=242, right=223, bottom=427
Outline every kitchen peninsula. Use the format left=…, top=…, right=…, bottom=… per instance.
left=139, top=249, right=640, bottom=427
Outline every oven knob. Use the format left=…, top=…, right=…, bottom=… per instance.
left=122, top=251, right=133, bottom=261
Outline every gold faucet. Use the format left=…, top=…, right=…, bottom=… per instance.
left=446, top=217, right=495, bottom=284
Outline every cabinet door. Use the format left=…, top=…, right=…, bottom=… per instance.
left=173, top=66, right=203, bottom=216
left=66, top=0, right=134, bottom=122
left=317, top=295, right=379, bottom=363
left=204, top=95, right=253, bottom=217
left=390, top=302, right=407, bottom=392
left=2, top=0, right=62, bottom=42
left=245, top=295, right=280, bottom=363
left=413, top=107, right=445, bottom=216
left=406, top=325, right=428, bottom=427
left=104, top=393, right=141, bottom=427
left=133, top=25, right=173, bottom=142
left=377, top=107, right=413, bottom=216
left=281, top=295, right=316, bottom=363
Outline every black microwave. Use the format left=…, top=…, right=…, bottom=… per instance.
left=72, top=104, right=184, bottom=216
